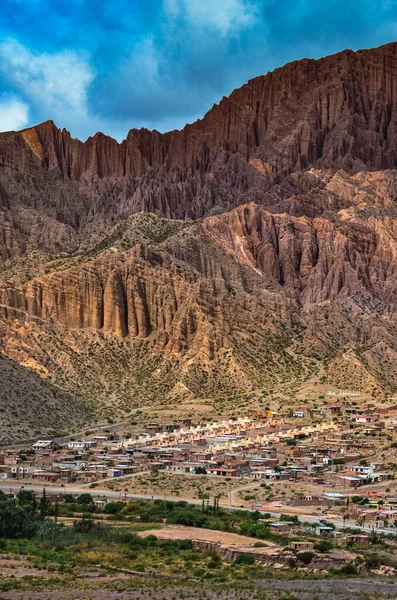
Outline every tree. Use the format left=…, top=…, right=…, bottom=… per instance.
left=104, top=501, right=125, bottom=515
left=17, top=489, right=37, bottom=509
left=194, top=467, right=207, bottom=475
left=77, top=493, right=93, bottom=506
left=39, top=488, right=51, bottom=520
left=0, top=499, right=39, bottom=538
left=213, top=494, right=221, bottom=514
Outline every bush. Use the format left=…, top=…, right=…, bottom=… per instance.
left=280, top=514, right=299, bottom=524
left=351, top=496, right=362, bottom=504
left=339, top=562, right=358, bottom=575
left=104, top=502, right=125, bottom=515
left=297, top=551, right=314, bottom=565
left=314, top=540, right=333, bottom=553
left=72, top=516, right=95, bottom=534
left=207, top=552, right=222, bottom=569
left=285, top=439, right=297, bottom=446
left=167, top=509, right=209, bottom=528
left=36, top=520, right=63, bottom=541
left=234, top=553, right=255, bottom=565
left=365, top=554, right=381, bottom=569
left=178, top=539, right=193, bottom=550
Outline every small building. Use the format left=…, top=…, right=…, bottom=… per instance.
left=289, top=541, right=314, bottom=550
left=93, top=499, right=108, bottom=507
left=207, top=467, right=237, bottom=477
left=336, top=475, right=365, bottom=488
left=67, top=441, right=96, bottom=450
left=351, top=465, right=374, bottom=475
left=32, top=440, right=59, bottom=451
left=322, top=492, right=346, bottom=502
left=355, top=416, right=375, bottom=424
left=292, top=410, right=305, bottom=418
left=316, top=525, right=334, bottom=537
left=269, top=521, right=295, bottom=532
left=251, top=469, right=279, bottom=480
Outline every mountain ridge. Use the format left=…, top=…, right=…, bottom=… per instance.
left=2, top=42, right=397, bottom=439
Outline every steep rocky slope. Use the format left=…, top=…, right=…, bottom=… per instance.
left=1, top=42, right=397, bottom=258
left=2, top=42, right=397, bottom=438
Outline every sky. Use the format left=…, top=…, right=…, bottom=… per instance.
left=0, top=0, right=396, bottom=141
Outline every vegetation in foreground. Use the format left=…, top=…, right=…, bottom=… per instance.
left=1, top=490, right=397, bottom=597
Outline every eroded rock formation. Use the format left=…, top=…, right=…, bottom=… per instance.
left=2, top=42, right=397, bottom=436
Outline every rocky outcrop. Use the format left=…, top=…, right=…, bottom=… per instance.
left=0, top=223, right=299, bottom=359
left=2, top=170, right=397, bottom=365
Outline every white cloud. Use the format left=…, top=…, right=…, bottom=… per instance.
left=0, top=39, right=93, bottom=113
left=0, top=39, right=104, bottom=139
left=0, top=96, right=29, bottom=132
left=164, top=0, right=258, bottom=37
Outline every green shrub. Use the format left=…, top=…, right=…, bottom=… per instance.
left=234, top=553, right=255, bottom=565
left=104, top=501, right=125, bottom=515
left=77, top=493, right=93, bottom=506
left=314, top=540, right=333, bottom=553
left=365, top=554, right=381, bottom=569
left=297, top=551, right=314, bottom=565
left=207, top=552, right=222, bottom=569
left=339, top=562, right=358, bottom=575
left=167, top=509, right=209, bottom=528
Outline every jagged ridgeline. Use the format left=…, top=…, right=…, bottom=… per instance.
left=1, top=42, right=397, bottom=438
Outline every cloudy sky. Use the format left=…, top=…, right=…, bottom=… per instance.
left=0, top=0, right=396, bottom=140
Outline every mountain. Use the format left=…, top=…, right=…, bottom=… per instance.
left=1, top=42, right=397, bottom=440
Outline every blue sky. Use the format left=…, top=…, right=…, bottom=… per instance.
left=0, top=0, right=396, bottom=141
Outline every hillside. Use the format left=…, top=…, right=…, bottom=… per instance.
left=1, top=43, right=397, bottom=438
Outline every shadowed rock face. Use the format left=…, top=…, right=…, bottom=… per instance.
left=2, top=42, right=397, bottom=435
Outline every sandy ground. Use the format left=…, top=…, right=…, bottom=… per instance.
left=0, top=556, right=63, bottom=579
left=139, top=525, right=276, bottom=547
left=105, top=471, right=255, bottom=503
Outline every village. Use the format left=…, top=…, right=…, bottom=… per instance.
left=4, top=393, right=397, bottom=583
left=2, top=392, right=397, bottom=533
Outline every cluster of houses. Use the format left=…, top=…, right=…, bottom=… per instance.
left=0, top=399, right=396, bottom=497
